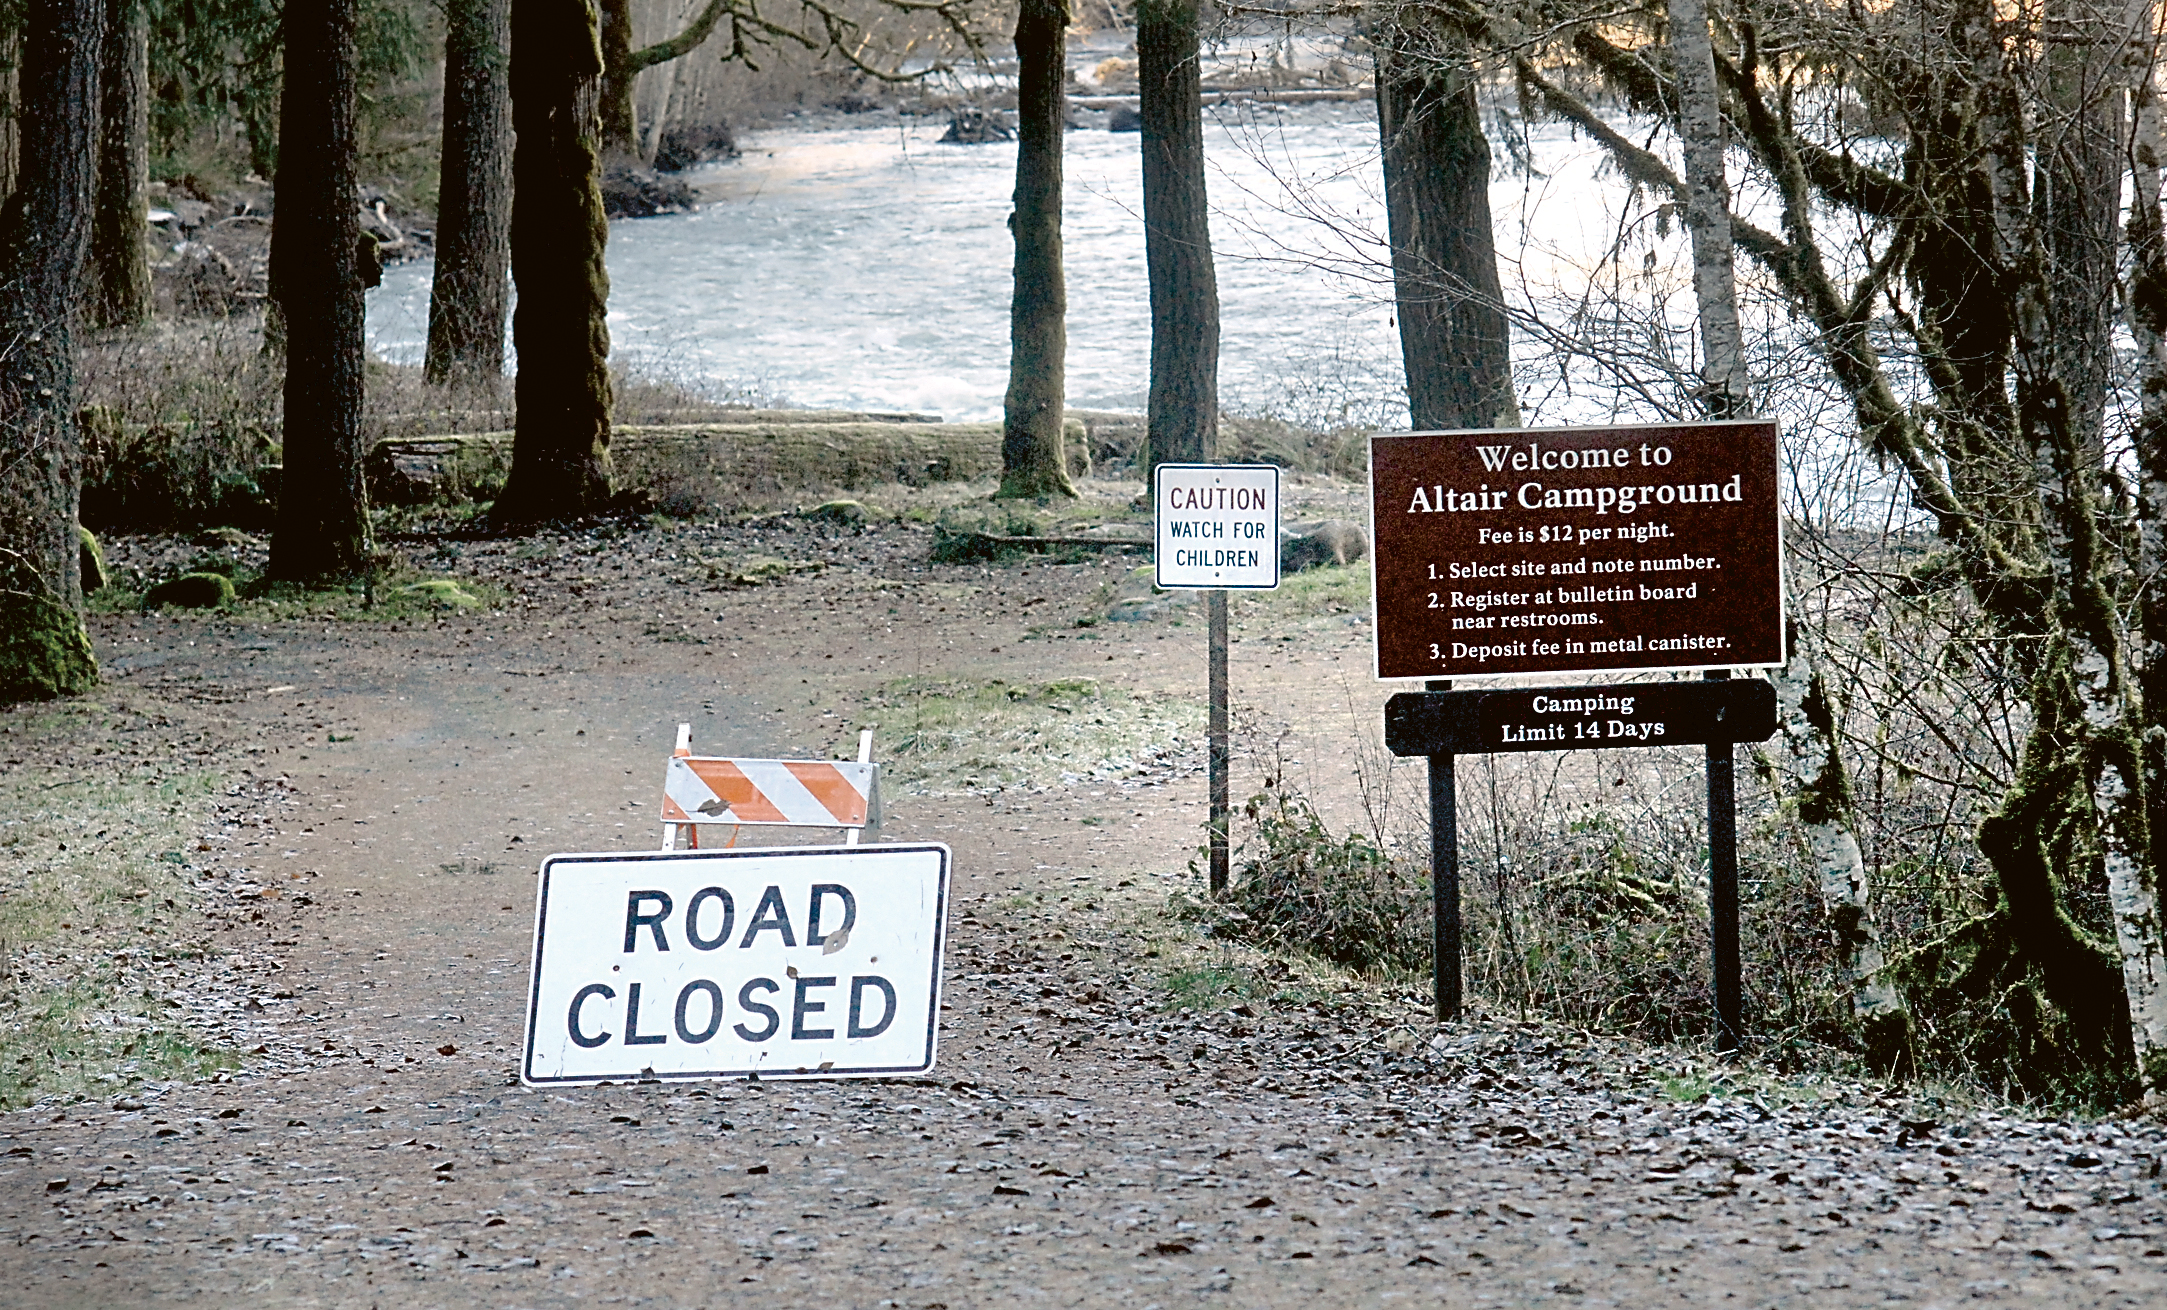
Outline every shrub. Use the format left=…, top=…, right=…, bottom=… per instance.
left=1217, top=781, right=1430, bottom=976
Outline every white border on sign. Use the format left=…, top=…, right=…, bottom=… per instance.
left=1153, top=462, right=1282, bottom=591
left=1366, top=419, right=1788, bottom=682
left=521, top=843, right=950, bottom=1085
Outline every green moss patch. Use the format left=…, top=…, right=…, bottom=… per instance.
left=78, top=527, right=107, bottom=593
left=0, top=589, right=99, bottom=702
left=142, top=571, right=236, bottom=610
left=396, top=579, right=484, bottom=610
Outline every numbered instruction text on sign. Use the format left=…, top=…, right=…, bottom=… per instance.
left=1154, top=463, right=1281, bottom=590
left=522, top=844, right=949, bottom=1084
left=1368, top=421, right=1784, bottom=680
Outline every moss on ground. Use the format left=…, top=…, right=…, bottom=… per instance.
left=96, top=564, right=509, bottom=622
left=142, top=571, right=236, bottom=610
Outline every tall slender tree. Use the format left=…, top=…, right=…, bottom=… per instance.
left=1663, top=0, right=1741, bottom=419
left=998, top=0, right=1076, bottom=499
left=268, top=0, right=370, bottom=581
left=1137, top=0, right=1218, bottom=469
left=89, top=0, right=149, bottom=329
left=0, top=0, right=104, bottom=701
left=2134, top=52, right=2167, bottom=1106
left=495, top=0, right=614, bottom=524
left=1373, top=18, right=1516, bottom=431
left=1657, top=0, right=1910, bottom=1067
left=425, top=0, right=513, bottom=385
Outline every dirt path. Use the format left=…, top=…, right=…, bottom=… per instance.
left=4, top=506, right=2166, bottom=1308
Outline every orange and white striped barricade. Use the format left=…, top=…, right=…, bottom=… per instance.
left=660, top=725, right=880, bottom=850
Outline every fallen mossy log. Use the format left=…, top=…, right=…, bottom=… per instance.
left=931, top=528, right=1150, bottom=563
left=369, top=407, right=943, bottom=440
left=365, top=419, right=1086, bottom=506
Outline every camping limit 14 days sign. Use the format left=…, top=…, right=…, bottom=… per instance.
left=1155, top=463, right=1281, bottom=590
left=523, top=844, right=949, bottom=1085
left=1368, top=420, right=1784, bottom=680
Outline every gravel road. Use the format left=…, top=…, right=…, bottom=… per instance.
left=3, top=509, right=2164, bottom=1308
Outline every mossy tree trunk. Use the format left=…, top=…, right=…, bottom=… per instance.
left=598, top=0, right=733, bottom=161
left=0, top=0, right=103, bottom=702
left=2032, top=0, right=2167, bottom=1097
left=597, top=0, right=635, bottom=158
left=1661, top=0, right=1910, bottom=1063
left=1771, top=621, right=1910, bottom=1067
left=425, top=0, right=512, bottom=386
left=1137, top=0, right=1217, bottom=469
left=1372, top=18, right=1516, bottom=431
left=88, top=0, right=148, bottom=330
left=268, top=0, right=371, bottom=582
left=496, top=0, right=614, bottom=525
left=1530, top=0, right=2163, bottom=1096
left=998, top=0, right=1076, bottom=500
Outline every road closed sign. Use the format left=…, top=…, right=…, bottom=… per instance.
left=1155, top=463, right=1280, bottom=590
left=522, top=844, right=949, bottom=1085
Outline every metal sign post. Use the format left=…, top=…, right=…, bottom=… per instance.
left=1425, top=678, right=1459, bottom=1020
left=1209, top=589, right=1230, bottom=893
left=1385, top=678, right=1778, bottom=1037
left=1704, top=669, right=1741, bottom=1052
left=1154, top=463, right=1280, bottom=897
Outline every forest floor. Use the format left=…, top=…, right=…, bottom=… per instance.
left=2, top=476, right=2166, bottom=1308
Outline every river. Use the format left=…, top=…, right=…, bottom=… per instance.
left=364, top=99, right=1652, bottom=432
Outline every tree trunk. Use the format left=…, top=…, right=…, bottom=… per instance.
left=2017, top=0, right=2167, bottom=1098
left=641, top=52, right=677, bottom=166
left=1137, top=0, right=1218, bottom=469
left=1674, top=0, right=1905, bottom=1061
left=597, top=0, right=635, bottom=159
left=496, top=0, right=614, bottom=524
left=425, top=0, right=513, bottom=386
left=599, top=0, right=732, bottom=163
left=0, top=38, right=19, bottom=202
left=268, top=0, right=370, bottom=582
left=999, top=0, right=1077, bottom=500
left=2036, top=0, right=2124, bottom=468
left=88, top=0, right=148, bottom=330
left=0, top=0, right=103, bottom=702
left=2131, top=54, right=2167, bottom=1104
left=1665, top=0, right=1744, bottom=415
left=1373, top=21, right=1517, bottom=431
left=1771, top=621, right=1911, bottom=1065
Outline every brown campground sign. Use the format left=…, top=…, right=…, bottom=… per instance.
left=1369, top=420, right=1784, bottom=681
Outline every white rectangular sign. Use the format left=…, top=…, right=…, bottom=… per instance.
left=522, top=844, right=949, bottom=1085
left=1154, top=463, right=1281, bottom=590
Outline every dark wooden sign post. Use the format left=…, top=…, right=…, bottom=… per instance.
left=1384, top=676, right=1777, bottom=1048
left=1369, top=421, right=1785, bottom=1053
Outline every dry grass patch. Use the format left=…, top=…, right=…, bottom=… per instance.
left=860, top=675, right=1204, bottom=796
